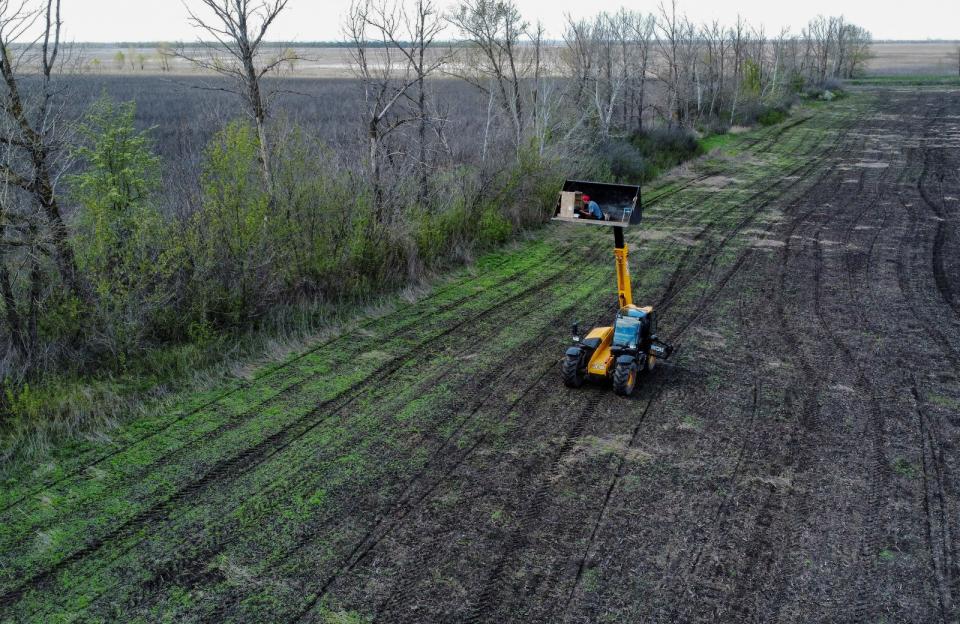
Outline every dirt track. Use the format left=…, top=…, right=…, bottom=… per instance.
left=1, top=88, right=959, bottom=623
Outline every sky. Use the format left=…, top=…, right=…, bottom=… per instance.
left=63, top=0, right=959, bottom=42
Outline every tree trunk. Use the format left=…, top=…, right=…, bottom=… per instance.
left=369, top=120, right=383, bottom=223
left=36, top=160, right=90, bottom=305
left=417, top=71, right=427, bottom=206
left=255, top=116, right=272, bottom=189
left=27, top=250, right=41, bottom=361
left=0, top=256, right=24, bottom=355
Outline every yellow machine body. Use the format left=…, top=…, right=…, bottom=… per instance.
left=584, top=303, right=655, bottom=378
left=584, top=327, right=614, bottom=376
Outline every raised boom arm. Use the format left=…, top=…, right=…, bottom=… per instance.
left=614, top=226, right=632, bottom=308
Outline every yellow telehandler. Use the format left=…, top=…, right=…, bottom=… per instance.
left=553, top=180, right=673, bottom=396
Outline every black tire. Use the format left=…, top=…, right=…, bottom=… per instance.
left=612, top=361, right=637, bottom=396
left=561, top=355, right=585, bottom=388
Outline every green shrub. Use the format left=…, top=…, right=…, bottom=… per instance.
left=597, top=140, right=651, bottom=183
left=627, top=128, right=703, bottom=181
left=68, top=96, right=176, bottom=360
left=757, top=106, right=789, bottom=126
left=270, top=124, right=361, bottom=296
left=188, top=120, right=273, bottom=327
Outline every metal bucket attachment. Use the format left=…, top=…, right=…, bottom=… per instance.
left=552, top=180, right=642, bottom=227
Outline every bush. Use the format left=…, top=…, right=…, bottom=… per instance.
left=757, top=106, right=789, bottom=126
left=628, top=127, right=703, bottom=181
left=68, top=97, right=176, bottom=361
left=187, top=120, right=274, bottom=327
left=597, top=139, right=651, bottom=183
left=270, top=122, right=362, bottom=297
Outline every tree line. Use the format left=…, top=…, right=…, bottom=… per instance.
left=0, top=0, right=869, bottom=426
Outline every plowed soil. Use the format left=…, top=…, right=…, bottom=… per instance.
left=2, top=88, right=959, bottom=623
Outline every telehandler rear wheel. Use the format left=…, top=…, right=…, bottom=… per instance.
left=612, top=361, right=637, bottom=396
left=561, top=355, right=585, bottom=388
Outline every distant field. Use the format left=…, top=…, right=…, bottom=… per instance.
left=76, top=45, right=399, bottom=78
left=73, top=41, right=960, bottom=79
left=867, top=42, right=960, bottom=75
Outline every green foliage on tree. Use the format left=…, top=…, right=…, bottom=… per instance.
left=189, top=120, right=272, bottom=327
left=68, top=97, right=174, bottom=359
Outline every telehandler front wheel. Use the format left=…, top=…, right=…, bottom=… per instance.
left=561, top=355, right=585, bottom=388
left=612, top=361, right=638, bottom=396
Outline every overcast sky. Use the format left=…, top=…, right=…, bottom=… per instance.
left=63, top=0, right=959, bottom=42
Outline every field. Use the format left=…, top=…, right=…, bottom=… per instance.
left=79, top=42, right=960, bottom=78
left=56, top=75, right=490, bottom=219
left=867, top=42, right=960, bottom=75
left=0, top=85, right=958, bottom=622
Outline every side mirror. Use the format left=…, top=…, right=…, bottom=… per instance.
left=571, top=321, right=580, bottom=341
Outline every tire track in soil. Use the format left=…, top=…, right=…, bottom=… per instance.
left=309, top=121, right=839, bottom=623
left=455, top=114, right=843, bottom=624
left=711, top=128, right=867, bottom=620
left=656, top=122, right=827, bottom=315
left=24, top=247, right=617, bottom=622
left=895, top=191, right=960, bottom=371
left=807, top=162, right=894, bottom=623
left=917, top=122, right=960, bottom=321
left=912, top=381, right=957, bottom=622
left=742, top=123, right=900, bottom=620
left=858, top=100, right=959, bottom=622
left=286, top=291, right=625, bottom=624
left=786, top=97, right=951, bottom=618
left=618, top=108, right=857, bottom=622
left=885, top=98, right=960, bottom=621
left=268, top=287, right=613, bottom=618
left=2, top=250, right=597, bottom=616
left=462, top=111, right=850, bottom=624
left=460, top=392, right=603, bottom=624
left=0, top=245, right=572, bottom=517
left=553, top=378, right=668, bottom=619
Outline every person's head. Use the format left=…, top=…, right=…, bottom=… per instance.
left=582, top=194, right=591, bottom=203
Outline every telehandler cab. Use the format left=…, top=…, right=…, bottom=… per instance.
left=553, top=180, right=673, bottom=396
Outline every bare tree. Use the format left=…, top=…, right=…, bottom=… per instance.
left=157, top=42, right=173, bottom=71
left=357, top=0, right=447, bottom=205
left=177, top=0, right=294, bottom=187
left=448, top=0, right=529, bottom=150
left=654, top=0, right=685, bottom=126
left=700, top=20, right=727, bottom=119
left=0, top=0, right=88, bottom=323
left=842, top=24, right=871, bottom=78
left=345, top=0, right=446, bottom=222
left=628, top=13, right=656, bottom=130
left=727, top=15, right=746, bottom=125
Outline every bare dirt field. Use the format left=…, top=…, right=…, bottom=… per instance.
left=1, top=87, right=958, bottom=622
left=868, top=42, right=960, bottom=75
